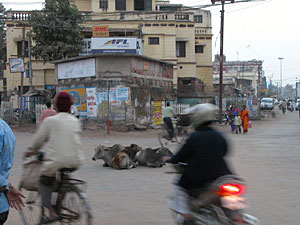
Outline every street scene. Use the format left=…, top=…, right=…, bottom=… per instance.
left=1, top=0, right=300, bottom=224
left=3, top=109, right=300, bottom=225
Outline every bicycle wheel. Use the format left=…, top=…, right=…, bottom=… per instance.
left=19, top=188, right=43, bottom=225
left=158, top=128, right=169, bottom=147
left=59, top=188, right=92, bottom=225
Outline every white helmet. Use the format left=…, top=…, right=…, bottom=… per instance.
left=188, top=103, right=218, bottom=127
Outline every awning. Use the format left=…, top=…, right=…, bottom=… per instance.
left=176, top=38, right=189, bottom=42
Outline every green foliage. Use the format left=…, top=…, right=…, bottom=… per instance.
left=0, top=3, right=6, bottom=77
left=29, top=0, right=84, bottom=62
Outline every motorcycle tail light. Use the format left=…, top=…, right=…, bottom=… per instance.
left=216, top=183, right=246, bottom=196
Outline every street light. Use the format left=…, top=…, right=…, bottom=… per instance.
left=211, top=0, right=235, bottom=122
left=278, top=57, right=284, bottom=97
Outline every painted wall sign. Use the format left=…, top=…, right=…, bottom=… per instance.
left=86, top=87, right=97, bottom=118
left=92, top=25, right=109, bottom=37
left=61, top=87, right=87, bottom=117
left=57, top=58, right=96, bottom=80
left=153, top=101, right=163, bottom=125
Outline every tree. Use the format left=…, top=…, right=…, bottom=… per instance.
left=29, top=0, right=84, bottom=62
left=0, top=3, right=6, bottom=78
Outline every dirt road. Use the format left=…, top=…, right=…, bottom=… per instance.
left=5, top=109, right=300, bottom=225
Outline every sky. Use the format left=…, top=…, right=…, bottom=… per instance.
left=2, top=0, right=300, bottom=87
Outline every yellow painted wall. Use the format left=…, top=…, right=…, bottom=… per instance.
left=197, top=66, right=213, bottom=93
left=74, top=0, right=91, bottom=11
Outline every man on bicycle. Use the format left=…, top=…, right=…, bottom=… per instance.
left=162, top=102, right=176, bottom=141
left=25, top=92, right=84, bottom=224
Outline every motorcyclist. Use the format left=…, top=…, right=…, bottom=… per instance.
left=164, top=103, right=233, bottom=223
left=24, top=92, right=84, bottom=224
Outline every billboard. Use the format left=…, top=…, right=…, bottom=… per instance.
left=153, top=101, right=163, bottom=125
left=79, top=39, right=92, bottom=56
left=91, top=38, right=138, bottom=54
left=92, top=25, right=109, bottom=37
left=61, top=87, right=87, bottom=117
left=57, top=58, right=96, bottom=79
left=9, top=58, right=25, bottom=73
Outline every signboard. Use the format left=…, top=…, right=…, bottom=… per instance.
left=57, top=58, right=96, bottom=79
left=79, top=39, right=92, bottom=56
left=86, top=87, right=97, bottom=118
left=61, top=87, right=87, bottom=117
left=153, top=101, right=163, bottom=125
left=92, top=25, right=109, bottom=37
left=9, top=58, right=25, bottom=73
left=91, top=38, right=137, bottom=54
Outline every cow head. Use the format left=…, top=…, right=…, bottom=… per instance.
left=155, top=147, right=173, bottom=157
left=92, top=145, right=107, bottom=161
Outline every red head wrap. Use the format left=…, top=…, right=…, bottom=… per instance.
left=55, top=92, right=73, bottom=112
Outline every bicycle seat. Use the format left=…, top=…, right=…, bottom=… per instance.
left=60, top=168, right=76, bottom=173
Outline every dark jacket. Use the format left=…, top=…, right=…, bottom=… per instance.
left=168, top=126, right=232, bottom=191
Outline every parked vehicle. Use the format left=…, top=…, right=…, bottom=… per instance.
left=260, top=98, right=274, bottom=110
left=296, top=99, right=300, bottom=111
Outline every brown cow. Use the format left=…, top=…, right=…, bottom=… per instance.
left=111, top=144, right=142, bottom=169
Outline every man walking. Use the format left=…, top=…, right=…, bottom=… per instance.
left=40, top=100, right=57, bottom=124
left=162, top=102, right=176, bottom=141
left=0, top=118, right=25, bottom=224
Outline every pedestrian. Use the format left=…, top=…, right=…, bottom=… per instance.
left=281, top=99, right=287, bottom=115
left=40, top=100, right=57, bottom=124
left=71, top=104, right=79, bottom=119
left=234, top=112, right=242, bottom=134
left=24, top=92, right=84, bottom=224
left=240, top=105, right=249, bottom=133
left=228, top=107, right=235, bottom=133
left=0, top=118, right=25, bottom=225
left=162, top=102, right=176, bottom=141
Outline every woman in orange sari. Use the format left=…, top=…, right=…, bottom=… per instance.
left=240, top=105, right=249, bottom=133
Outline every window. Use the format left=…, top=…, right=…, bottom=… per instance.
left=99, top=0, right=108, bottom=10
left=195, top=45, right=204, bottom=53
left=194, top=15, right=203, bottom=23
left=116, top=0, right=126, bottom=10
left=176, top=41, right=186, bottom=57
left=17, top=41, right=28, bottom=57
left=148, top=37, right=159, bottom=45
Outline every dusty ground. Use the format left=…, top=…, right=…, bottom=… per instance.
left=4, top=109, right=300, bottom=225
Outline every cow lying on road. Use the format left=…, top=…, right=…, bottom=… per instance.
left=92, top=144, right=142, bottom=169
left=135, top=147, right=173, bottom=168
left=92, top=144, right=125, bottom=167
left=112, top=144, right=142, bottom=169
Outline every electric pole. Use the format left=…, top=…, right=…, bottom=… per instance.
left=278, top=57, right=284, bottom=97
left=19, top=25, right=26, bottom=127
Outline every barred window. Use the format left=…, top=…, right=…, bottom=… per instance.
left=99, top=0, right=108, bottom=10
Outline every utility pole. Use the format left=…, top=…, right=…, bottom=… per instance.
left=211, top=0, right=234, bottom=122
left=278, top=57, right=284, bottom=97
left=19, top=25, right=26, bottom=127
left=28, top=38, right=33, bottom=92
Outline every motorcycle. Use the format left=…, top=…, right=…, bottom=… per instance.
left=168, top=164, right=259, bottom=225
left=287, top=104, right=294, bottom=112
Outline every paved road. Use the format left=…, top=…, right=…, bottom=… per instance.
left=5, top=109, right=300, bottom=225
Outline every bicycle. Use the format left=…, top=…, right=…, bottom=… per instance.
left=19, top=167, right=93, bottom=225
left=158, top=117, right=189, bottom=147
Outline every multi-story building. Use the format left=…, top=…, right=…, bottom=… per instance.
left=213, top=55, right=264, bottom=97
left=3, top=0, right=213, bottom=102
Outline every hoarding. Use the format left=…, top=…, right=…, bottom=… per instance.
left=61, top=87, right=87, bottom=117
left=9, top=58, right=25, bottom=73
left=57, top=58, right=96, bottom=79
left=153, top=101, right=163, bottom=125
left=92, top=25, right=109, bottom=37
left=79, top=38, right=92, bottom=56
left=91, top=38, right=137, bottom=54
left=86, top=87, right=97, bottom=118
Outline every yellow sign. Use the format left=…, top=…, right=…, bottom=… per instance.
left=62, top=87, right=87, bottom=112
left=153, top=101, right=163, bottom=125
left=92, top=25, right=109, bottom=37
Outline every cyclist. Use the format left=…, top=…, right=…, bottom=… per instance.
left=162, top=102, right=176, bottom=141
left=24, top=92, right=84, bottom=224
left=163, top=103, right=233, bottom=224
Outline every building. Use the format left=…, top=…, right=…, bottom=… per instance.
left=2, top=0, right=213, bottom=104
left=213, top=55, right=264, bottom=97
left=53, top=54, right=174, bottom=124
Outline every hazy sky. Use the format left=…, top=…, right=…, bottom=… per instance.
left=2, top=0, right=300, bottom=86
